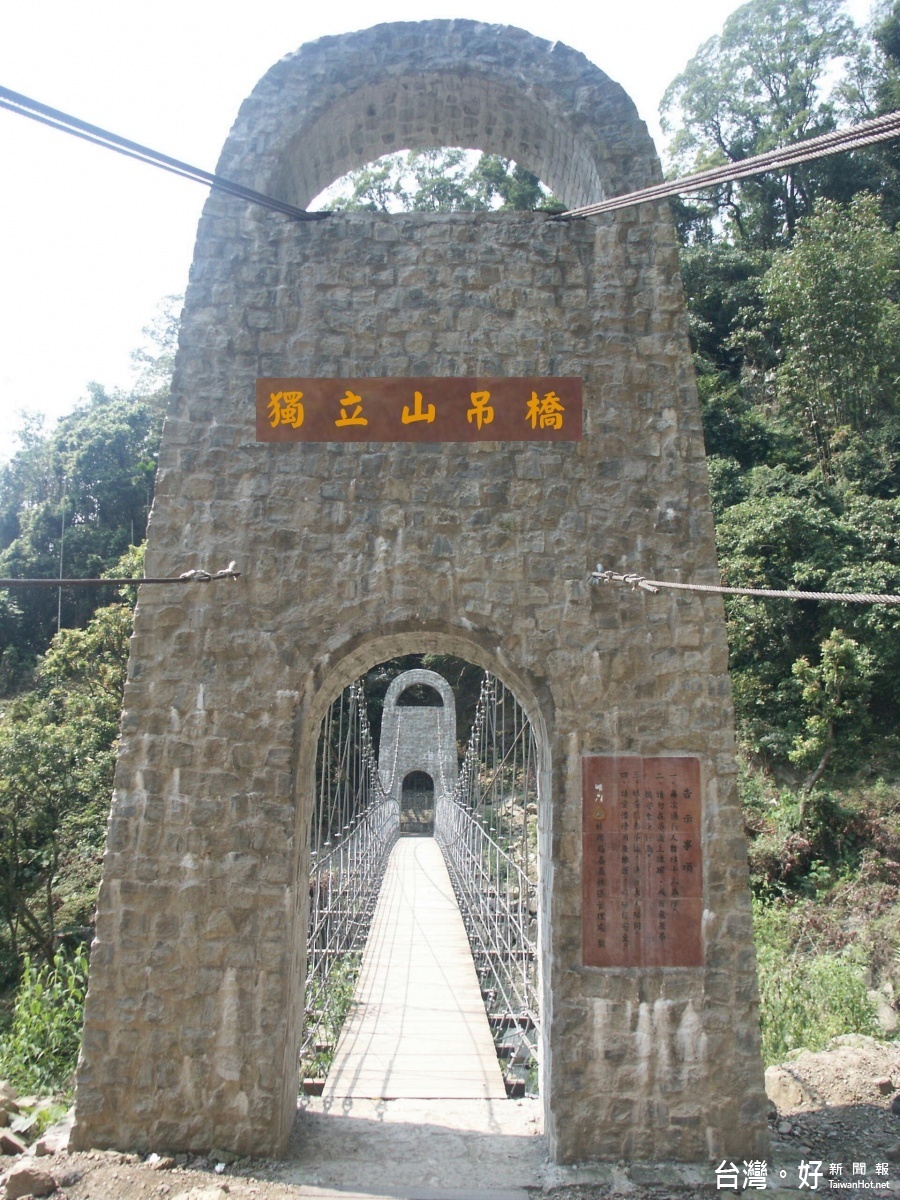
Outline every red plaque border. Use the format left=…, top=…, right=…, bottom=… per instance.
left=256, top=376, right=582, bottom=442
left=582, top=755, right=703, bottom=968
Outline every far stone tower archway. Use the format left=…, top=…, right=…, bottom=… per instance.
left=379, top=669, right=458, bottom=810
left=72, top=20, right=770, bottom=1165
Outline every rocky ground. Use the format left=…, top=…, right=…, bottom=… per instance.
left=5, top=1036, right=900, bottom=1200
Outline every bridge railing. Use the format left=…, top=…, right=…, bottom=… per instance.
left=434, top=673, right=540, bottom=1094
left=301, top=681, right=399, bottom=1085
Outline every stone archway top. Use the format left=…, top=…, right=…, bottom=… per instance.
left=384, top=668, right=456, bottom=710
left=216, top=19, right=663, bottom=211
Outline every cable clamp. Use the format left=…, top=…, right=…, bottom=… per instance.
left=591, top=564, right=659, bottom=593
left=178, top=561, right=240, bottom=583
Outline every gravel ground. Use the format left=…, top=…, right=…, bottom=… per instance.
left=6, top=1037, right=900, bottom=1200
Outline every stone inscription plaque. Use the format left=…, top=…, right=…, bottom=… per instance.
left=256, top=377, right=582, bottom=442
left=582, top=755, right=703, bottom=968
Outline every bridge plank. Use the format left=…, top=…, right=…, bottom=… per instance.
left=323, top=838, right=507, bottom=1100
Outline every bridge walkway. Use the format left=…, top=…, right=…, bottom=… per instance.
left=323, top=837, right=507, bottom=1100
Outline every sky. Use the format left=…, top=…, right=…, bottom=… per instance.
left=0, top=0, right=875, bottom=462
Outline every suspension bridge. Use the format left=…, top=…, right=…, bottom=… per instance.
left=301, top=669, right=540, bottom=1104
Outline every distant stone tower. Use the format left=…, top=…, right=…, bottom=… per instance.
left=379, top=669, right=458, bottom=832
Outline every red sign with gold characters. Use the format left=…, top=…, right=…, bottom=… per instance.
left=582, top=755, right=704, bottom=969
left=256, top=377, right=582, bottom=442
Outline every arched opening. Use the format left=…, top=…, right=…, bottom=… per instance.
left=298, top=645, right=547, bottom=1112
left=396, top=685, right=444, bottom=707
left=310, top=147, right=562, bottom=214
left=400, top=769, right=435, bottom=835
left=267, top=72, right=608, bottom=212
left=220, top=20, right=661, bottom=222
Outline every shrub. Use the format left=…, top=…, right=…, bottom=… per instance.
left=754, top=909, right=879, bottom=1064
left=0, top=947, right=88, bottom=1094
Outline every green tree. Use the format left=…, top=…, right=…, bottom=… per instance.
left=129, top=294, right=181, bottom=395
left=716, top=482, right=848, bottom=761
left=0, top=592, right=134, bottom=973
left=679, top=244, right=773, bottom=375
left=0, top=297, right=172, bottom=676
left=0, top=388, right=160, bottom=665
left=714, top=469, right=900, bottom=774
left=467, top=154, right=560, bottom=212
left=838, top=0, right=900, bottom=223
left=325, top=148, right=561, bottom=213
left=826, top=496, right=900, bottom=719
left=661, top=0, right=859, bottom=245
left=789, top=630, right=875, bottom=790
left=762, top=195, right=900, bottom=469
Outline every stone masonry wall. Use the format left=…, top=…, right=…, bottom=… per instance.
left=72, top=21, right=770, bottom=1164
left=379, top=669, right=458, bottom=805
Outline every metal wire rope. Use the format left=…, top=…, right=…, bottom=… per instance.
left=591, top=565, right=900, bottom=604
left=434, top=672, right=540, bottom=1090
left=376, top=706, right=404, bottom=796
left=433, top=710, right=454, bottom=800
left=0, top=566, right=241, bottom=586
left=558, top=110, right=900, bottom=219
left=4, top=83, right=900, bottom=224
left=302, top=680, right=399, bottom=1083
left=0, top=85, right=329, bottom=223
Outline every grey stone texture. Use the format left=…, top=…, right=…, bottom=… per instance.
left=379, top=669, right=458, bottom=806
left=72, top=19, right=769, bottom=1164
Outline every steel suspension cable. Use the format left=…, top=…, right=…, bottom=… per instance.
left=301, top=680, right=399, bottom=1086
left=4, top=84, right=899, bottom=225
left=0, top=85, right=329, bottom=223
left=591, top=565, right=900, bottom=604
left=434, top=673, right=540, bottom=1094
left=0, top=565, right=241, bottom=586
left=558, top=110, right=900, bottom=219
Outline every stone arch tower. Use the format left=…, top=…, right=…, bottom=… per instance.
left=379, top=669, right=458, bottom=805
left=72, top=20, right=769, bottom=1164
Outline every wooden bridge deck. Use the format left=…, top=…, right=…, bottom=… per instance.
left=323, top=837, right=507, bottom=1100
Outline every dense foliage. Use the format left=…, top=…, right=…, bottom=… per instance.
left=0, top=948, right=88, bottom=1094
left=321, top=148, right=563, bottom=213
left=0, top=305, right=172, bottom=1006
left=0, top=591, right=135, bottom=971
left=0, top=298, right=174, bottom=682
left=666, top=0, right=900, bottom=1056
left=678, top=45, right=900, bottom=783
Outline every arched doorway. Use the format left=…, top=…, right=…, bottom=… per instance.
left=399, top=771, right=434, bottom=835
left=299, top=650, right=546, bottom=1106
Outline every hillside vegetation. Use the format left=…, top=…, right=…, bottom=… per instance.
left=0, top=0, right=899, bottom=1090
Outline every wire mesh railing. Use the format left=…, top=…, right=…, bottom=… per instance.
left=300, top=680, right=399, bottom=1086
left=434, top=672, right=540, bottom=1095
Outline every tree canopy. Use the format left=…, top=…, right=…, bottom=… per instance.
left=661, top=0, right=900, bottom=779
left=321, top=149, right=563, bottom=213
left=662, top=0, right=867, bottom=244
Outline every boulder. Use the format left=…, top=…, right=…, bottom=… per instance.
left=0, top=1132, right=26, bottom=1157
left=765, top=1065, right=809, bottom=1111
left=34, top=1110, right=73, bottom=1157
left=868, top=989, right=900, bottom=1035
left=4, top=1164, right=57, bottom=1198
